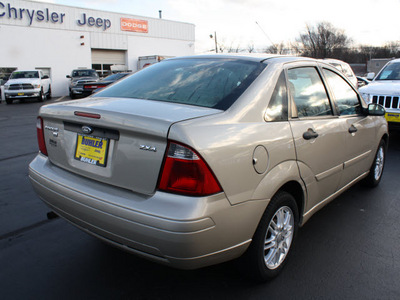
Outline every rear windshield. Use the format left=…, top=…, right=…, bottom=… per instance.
left=95, top=58, right=266, bottom=110
left=375, top=62, right=400, bottom=80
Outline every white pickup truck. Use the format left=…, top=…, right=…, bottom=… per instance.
left=4, top=70, right=51, bottom=104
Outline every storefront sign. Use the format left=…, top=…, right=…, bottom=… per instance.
left=120, top=18, right=148, bottom=33
left=0, top=1, right=111, bottom=31
left=77, top=13, right=111, bottom=31
left=0, top=2, right=65, bottom=25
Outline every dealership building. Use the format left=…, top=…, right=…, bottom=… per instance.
left=0, top=0, right=195, bottom=98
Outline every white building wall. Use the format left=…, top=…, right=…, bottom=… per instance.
left=0, top=25, right=91, bottom=96
left=0, top=0, right=195, bottom=97
left=126, top=36, right=195, bottom=71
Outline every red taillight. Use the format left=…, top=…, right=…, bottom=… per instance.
left=36, top=117, right=48, bottom=156
left=158, top=142, right=222, bottom=196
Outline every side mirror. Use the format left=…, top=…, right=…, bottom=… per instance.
left=66, top=75, right=71, bottom=79
left=367, top=103, right=385, bottom=116
left=366, top=72, right=375, bottom=80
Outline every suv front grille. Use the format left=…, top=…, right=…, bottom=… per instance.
left=9, top=84, right=34, bottom=90
left=372, top=95, right=400, bottom=109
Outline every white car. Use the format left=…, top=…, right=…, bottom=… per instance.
left=359, top=58, right=400, bottom=128
left=323, top=59, right=358, bottom=87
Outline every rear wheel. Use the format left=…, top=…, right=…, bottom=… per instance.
left=244, top=191, right=299, bottom=281
left=363, top=139, right=386, bottom=187
left=5, top=97, right=13, bottom=104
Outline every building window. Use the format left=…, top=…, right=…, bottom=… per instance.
left=0, top=68, right=17, bottom=85
left=92, top=64, right=113, bottom=77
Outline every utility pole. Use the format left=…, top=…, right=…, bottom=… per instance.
left=210, top=32, right=218, bottom=53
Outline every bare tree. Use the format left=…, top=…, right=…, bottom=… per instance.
left=247, top=43, right=255, bottom=53
left=264, top=42, right=299, bottom=55
left=296, top=22, right=352, bottom=58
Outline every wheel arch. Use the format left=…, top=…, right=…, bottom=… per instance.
left=381, top=133, right=389, bottom=149
left=278, top=181, right=305, bottom=225
left=251, top=160, right=306, bottom=225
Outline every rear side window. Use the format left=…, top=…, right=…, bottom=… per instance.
left=287, top=67, right=332, bottom=118
left=95, top=58, right=266, bottom=110
left=323, top=69, right=362, bottom=115
left=265, top=71, right=288, bottom=122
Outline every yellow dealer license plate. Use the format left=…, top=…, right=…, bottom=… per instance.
left=385, top=112, right=400, bottom=123
left=74, top=134, right=109, bottom=167
left=18, top=93, right=24, bottom=96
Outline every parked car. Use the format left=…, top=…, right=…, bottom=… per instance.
left=29, top=55, right=388, bottom=281
left=360, top=58, right=400, bottom=128
left=323, top=58, right=358, bottom=87
left=4, top=70, right=51, bottom=104
left=67, top=69, right=99, bottom=99
left=81, top=72, right=131, bottom=97
left=357, top=76, right=370, bottom=88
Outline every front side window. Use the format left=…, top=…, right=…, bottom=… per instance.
left=375, top=62, right=400, bottom=80
left=323, top=69, right=361, bottom=115
left=96, top=58, right=266, bottom=110
left=287, top=67, right=332, bottom=118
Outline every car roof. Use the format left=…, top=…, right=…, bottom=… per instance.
left=167, top=54, right=316, bottom=64
left=385, top=58, right=400, bottom=64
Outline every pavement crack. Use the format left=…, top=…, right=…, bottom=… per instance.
left=0, top=151, right=38, bottom=162
left=0, top=219, right=53, bottom=241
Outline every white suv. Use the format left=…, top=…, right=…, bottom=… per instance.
left=359, top=58, right=400, bottom=128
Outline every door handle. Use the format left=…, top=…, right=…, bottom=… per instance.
left=303, top=128, right=319, bottom=140
left=349, top=125, right=358, bottom=134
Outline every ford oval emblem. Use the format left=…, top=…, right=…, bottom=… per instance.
left=82, top=126, right=93, bottom=134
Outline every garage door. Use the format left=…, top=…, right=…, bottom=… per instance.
left=91, top=49, right=126, bottom=76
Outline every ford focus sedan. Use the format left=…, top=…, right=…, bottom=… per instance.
left=29, top=55, right=388, bottom=281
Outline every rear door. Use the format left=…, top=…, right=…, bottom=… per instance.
left=287, top=65, right=348, bottom=214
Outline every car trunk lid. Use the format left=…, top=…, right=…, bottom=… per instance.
left=39, top=97, right=222, bottom=195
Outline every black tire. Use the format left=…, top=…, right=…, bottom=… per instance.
left=37, top=88, right=45, bottom=102
left=5, top=98, right=12, bottom=104
left=47, top=86, right=52, bottom=99
left=362, top=139, right=386, bottom=187
left=244, top=191, right=299, bottom=281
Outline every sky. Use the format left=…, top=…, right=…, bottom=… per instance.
left=34, top=0, right=400, bottom=53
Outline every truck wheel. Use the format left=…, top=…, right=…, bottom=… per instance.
left=38, top=88, right=45, bottom=102
left=47, top=86, right=52, bottom=99
left=5, top=98, right=13, bottom=104
left=69, top=90, right=75, bottom=99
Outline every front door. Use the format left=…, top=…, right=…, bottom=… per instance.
left=287, top=66, right=348, bottom=215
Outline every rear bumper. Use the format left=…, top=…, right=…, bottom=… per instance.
left=29, top=154, right=267, bottom=269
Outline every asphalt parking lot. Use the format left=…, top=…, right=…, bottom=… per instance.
left=0, top=97, right=399, bottom=299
